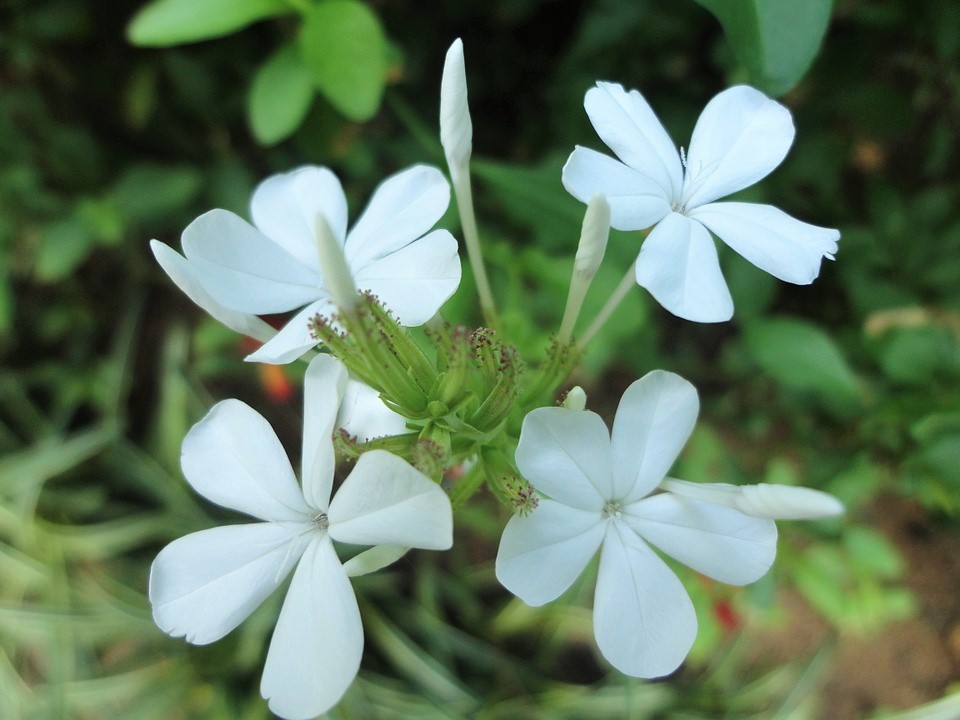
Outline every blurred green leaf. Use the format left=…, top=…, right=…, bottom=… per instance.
left=695, top=0, right=833, bottom=95
left=127, top=0, right=287, bottom=47
left=298, top=0, right=388, bottom=121
left=112, top=165, right=203, bottom=225
left=744, top=316, right=860, bottom=407
left=248, top=43, right=315, bottom=145
left=34, top=220, right=94, bottom=282
left=879, top=327, right=960, bottom=385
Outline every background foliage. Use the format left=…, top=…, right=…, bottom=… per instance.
left=1, top=0, right=958, bottom=718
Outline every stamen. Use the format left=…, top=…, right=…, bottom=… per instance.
left=313, top=512, right=330, bottom=530
left=602, top=500, right=623, bottom=519
left=679, top=146, right=688, bottom=170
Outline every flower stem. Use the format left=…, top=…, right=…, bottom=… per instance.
left=452, top=166, right=499, bottom=331
left=579, top=265, right=636, bottom=347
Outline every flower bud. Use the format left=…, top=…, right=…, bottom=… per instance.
left=314, top=214, right=358, bottom=313
left=558, top=194, right=611, bottom=343
left=660, top=478, right=844, bottom=520
left=440, top=38, right=473, bottom=173
left=562, top=386, right=587, bottom=411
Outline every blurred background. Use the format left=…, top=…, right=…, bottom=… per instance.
left=1, top=0, right=959, bottom=717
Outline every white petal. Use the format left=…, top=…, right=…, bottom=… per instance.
left=635, top=213, right=734, bottom=322
left=337, top=379, right=409, bottom=442
left=624, top=493, right=777, bottom=585
left=495, top=499, right=606, bottom=606
left=515, top=407, right=612, bottom=510
left=328, top=450, right=453, bottom=550
left=183, top=209, right=323, bottom=314
left=561, top=147, right=671, bottom=231
left=611, top=370, right=699, bottom=503
left=352, top=229, right=462, bottom=326
left=344, top=165, right=450, bottom=270
left=662, top=479, right=845, bottom=520
left=681, top=86, right=795, bottom=208
left=149, top=522, right=311, bottom=645
left=150, top=241, right=277, bottom=343
left=584, top=82, right=683, bottom=201
left=250, top=166, right=348, bottom=272
left=342, top=545, right=408, bottom=577
left=244, top=298, right=335, bottom=365
left=301, top=354, right=348, bottom=511
left=440, top=38, right=473, bottom=170
left=261, top=535, right=362, bottom=720
left=593, top=523, right=696, bottom=677
left=689, top=202, right=839, bottom=285
left=181, top=400, right=312, bottom=522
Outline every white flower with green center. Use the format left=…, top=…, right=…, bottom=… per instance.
left=152, top=163, right=461, bottom=364
left=496, top=369, right=839, bottom=678
left=562, top=83, right=840, bottom=323
left=149, top=354, right=452, bottom=719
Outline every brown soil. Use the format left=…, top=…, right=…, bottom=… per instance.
left=747, top=494, right=960, bottom=719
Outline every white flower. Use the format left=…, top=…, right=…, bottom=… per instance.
left=149, top=354, right=452, bottom=719
left=152, top=164, right=461, bottom=364
left=562, top=83, right=840, bottom=323
left=496, top=370, right=778, bottom=678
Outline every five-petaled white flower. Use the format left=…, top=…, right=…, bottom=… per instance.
left=152, top=163, right=461, bottom=364
left=149, top=354, right=453, bottom=720
left=496, top=370, right=780, bottom=678
left=562, top=83, right=840, bottom=323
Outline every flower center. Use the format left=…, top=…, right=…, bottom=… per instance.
left=602, top=500, right=623, bottom=519
left=312, top=512, right=329, bottom=531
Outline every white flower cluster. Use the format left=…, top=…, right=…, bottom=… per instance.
left=148, top=39, right=843, bottom=719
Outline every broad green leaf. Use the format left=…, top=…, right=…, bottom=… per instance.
left=34, top=221, right=94, bottom=282
left=744, top=316, right=860, bottom=405
left=111, top=164, right=203, bottom=225
left=127, top=0, right=286, bottom=47
left=248, top=43, right=315, bottom=145
left=695, top=0, right=834, bottom=96
left=298, top=0, right=388, bottom=121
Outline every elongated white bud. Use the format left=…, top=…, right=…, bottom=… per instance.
left=558, top=194, right=611, bottom=343
left=660, top=478, right=844, bottom=520
left=314, top=214, right=358, bottom=312
left=440, top=38, right=473, bottom=173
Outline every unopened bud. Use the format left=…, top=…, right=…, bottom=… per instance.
left=558, top=194, right=611, bottom=343
left=561, top=386, right=587, bottom=411
left=314, top=214, right=358, bottom=312
left=440, top=38, right=473, bottom=173
left=660, top=478, right=844, bottom=520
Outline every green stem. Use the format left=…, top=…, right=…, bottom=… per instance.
left=452, top=165, right=499, bottom=331
left=580, top=264, right=636, bottom=347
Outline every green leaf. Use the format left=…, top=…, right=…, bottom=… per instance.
left=744, top=316, right=860, bottom=405
left=34, top=220, right=94, bottom=282
left=111, top=164, right=203, bottom=225
left=298, top=0, right=388, bottom=121
left=248, top=43, right=315, bottom=145
left=695, top=0, right=834, bottom=95
left=127, top=0, right=286, bottom=47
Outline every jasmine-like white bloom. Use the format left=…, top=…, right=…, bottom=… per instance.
left=496, top=370, right=780, bottom=677
left=152, top=164, right=461, bottom=364
left=563, top=83, right=840, bottom=322
left=149, top=355, right=453, bottom=719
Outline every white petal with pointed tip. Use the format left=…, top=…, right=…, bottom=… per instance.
left=562, top=147, right=671, bottom=231
left=301, top=354, right=348, bottom=511
left=352, top=229, right=462, bottom=326
left=345, top=165, right=451, bottom=270
left=261, top=534, right=362, bottom=720
left=149, top=522, right=311, bottom=645
left=624, top=493, right=777, bottom=585
left=584, top=82, right=683, bottom=200
left=182, top=209, right=322, bottom=314
left=593, top=524, right=696, bottom=677
left=250, top=166, right=348, bottom=271
left=681, top=86, right=795, bottom=209
left=151, top=241, right=277, bottom=343
left=244, top=298, right=336, bottom=365
left=515, top=407, right=612, bottom=510
left=689, top=202, right=839, bottom=285
left=611, top=370, right=699, bottom=503
left=329, top=450, right=452, bottom=550
left=496, top=498, right=606, bottom=606
left=635, top=212, right=734, bottom=322
left=181, top=400, right=312, bottom=522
